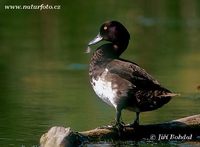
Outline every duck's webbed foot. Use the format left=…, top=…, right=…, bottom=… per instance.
left=110, top=121, right=126, bottom=137
left=125, top=121, right=139, bottom=128
left=113, top=121, right=124, bottom=130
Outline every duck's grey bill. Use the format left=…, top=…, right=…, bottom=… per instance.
left=88, top=33, right=103, bottom=46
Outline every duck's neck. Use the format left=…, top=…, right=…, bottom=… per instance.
left=113, top=39, right=129, bottom=55
left=89, top=43, right=128, bottom=76
left=94, top=41, right=128, bottom=58
left=90, top=44, right=114, bottom=69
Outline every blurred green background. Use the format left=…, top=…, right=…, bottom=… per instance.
left=0, top=0, right=200, bottom=146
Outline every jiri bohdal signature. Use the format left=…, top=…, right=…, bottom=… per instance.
left=158, top=134, right=192, bottom=140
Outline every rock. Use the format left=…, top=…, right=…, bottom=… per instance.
left=40, top=126, right=81, bottom=147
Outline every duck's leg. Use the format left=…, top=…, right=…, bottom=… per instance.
left=134, top=112, right=140, bottom=126
left=98, top=109, right=123, bottom=129
left=114, top=109, right=125, bottom=136
left=125, top=112, right=140, bottom=128
left=116, top=109, right=121, bottom=124
left=113, top=108, right=125, bottom=127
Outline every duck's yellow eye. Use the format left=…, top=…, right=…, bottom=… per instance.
left=104, top=26, right=107, bottom=30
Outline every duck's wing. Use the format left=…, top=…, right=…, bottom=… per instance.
left=106, top=59, right=160, bottom=89
left=106, top=59, right=174, bottom=111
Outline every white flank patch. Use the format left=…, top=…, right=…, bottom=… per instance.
left=91, top=68, right=117, bottom=108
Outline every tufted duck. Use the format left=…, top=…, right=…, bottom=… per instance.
left=87, top=21, right=177, bottom=127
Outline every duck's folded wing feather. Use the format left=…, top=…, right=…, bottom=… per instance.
left=106, top=59, right=160, bottom=89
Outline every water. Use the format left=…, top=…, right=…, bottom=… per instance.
left=0, top=0, right=200, bottom=146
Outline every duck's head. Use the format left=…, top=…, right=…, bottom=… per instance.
left=87, top=21, right=130, bottom=54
